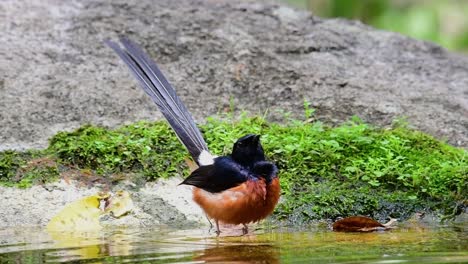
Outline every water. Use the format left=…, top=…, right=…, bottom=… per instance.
left=0, top=223, right=466, bottom=263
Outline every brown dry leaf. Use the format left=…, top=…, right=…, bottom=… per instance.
left=185, top=157, right=199, bottom=173
left=234, top=63, right=246, bottom=81
left=63, top=174, right=71, bottom=185
left=332, top=216, right=397, bottom=232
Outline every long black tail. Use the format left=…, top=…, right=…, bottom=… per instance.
left=106, top=37, right=209, bottom=163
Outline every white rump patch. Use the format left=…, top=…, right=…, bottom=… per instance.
left=198, top=150, right=215, bottom=166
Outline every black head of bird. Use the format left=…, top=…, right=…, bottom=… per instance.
left=231, top=134, right=266, bottom=168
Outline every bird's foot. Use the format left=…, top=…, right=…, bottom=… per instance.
left=242, top=224, right=249, bottom=235
left=206, top=215, right=214, bottom=230
left=215, top=220, right=221, bottom=237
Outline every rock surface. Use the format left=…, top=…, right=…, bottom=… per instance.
left=1, top=0, right=467, bottom=151
left=1, top=0, right=467, bottom=227
left=0, top=178, right=204, bottom=228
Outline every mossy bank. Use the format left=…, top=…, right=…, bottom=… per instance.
left=1, top=114, right=466, bottom=225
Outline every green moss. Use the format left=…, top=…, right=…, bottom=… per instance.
left=0, top=151, right=59, bottom=188
left=48, top=122, right=187, bottom=179
left=0, top=115, right=466, bottom=221
left=0, top=150, right=25, bottom=182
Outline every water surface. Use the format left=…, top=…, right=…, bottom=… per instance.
left=0, top=223, right=466, bottom=263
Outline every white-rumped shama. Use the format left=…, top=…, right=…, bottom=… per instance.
left=106, top=38, right=280, bottom=235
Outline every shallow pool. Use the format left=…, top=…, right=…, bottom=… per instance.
left=0, top=222, right=466, bottom=263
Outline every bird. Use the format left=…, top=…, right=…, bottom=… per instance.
left=106, top=37, right=280, bottom=235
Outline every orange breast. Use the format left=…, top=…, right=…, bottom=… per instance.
left=193, top=177, right=280, bottom=225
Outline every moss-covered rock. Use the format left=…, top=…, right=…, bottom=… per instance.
left=1, top=115, right=466, bottom=223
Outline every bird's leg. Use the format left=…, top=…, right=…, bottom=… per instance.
left=242, top=223, right=249, bottom=235
left=205, top=214, right=213, bottom=231
left=215, top=219, right=221, bottom=236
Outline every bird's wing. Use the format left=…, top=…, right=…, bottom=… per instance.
left=180, top=157, right=249, bottom=193
left=106, top=37, right=210, bottom=164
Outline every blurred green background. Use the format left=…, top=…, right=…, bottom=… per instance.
left=281, top=0, right=468, bottom=52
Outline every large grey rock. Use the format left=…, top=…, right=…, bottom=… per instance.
left=1, top=0, right=467, bottom=151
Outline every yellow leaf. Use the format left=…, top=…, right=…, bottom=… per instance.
left=46, top=192, right=110, bottom=231
left=105, top=190, right=134, bottom=218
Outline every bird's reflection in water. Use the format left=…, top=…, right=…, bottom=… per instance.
left=194, top=244, right=279, bottom=263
